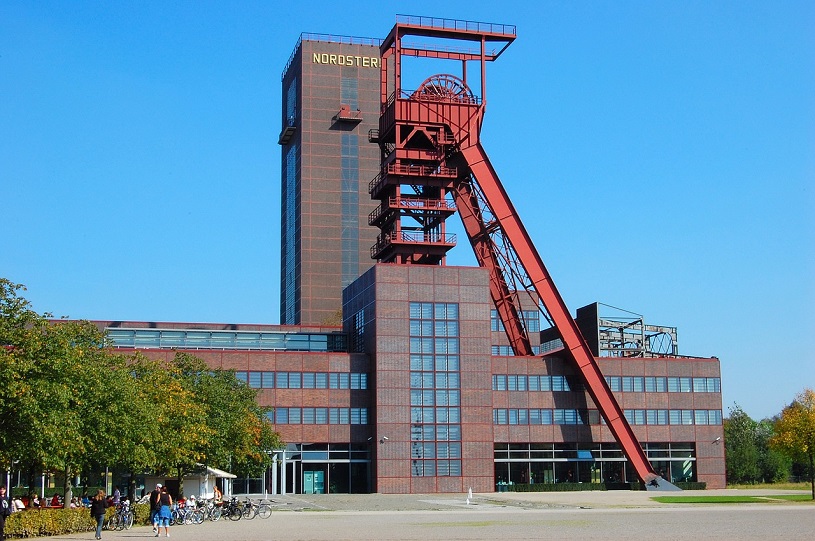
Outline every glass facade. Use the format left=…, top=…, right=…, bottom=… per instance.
left=606, top=376, right=721, bottom=393
left=494, top=442, right=698, bottom=486
left=493, top=374, right=721, bottom=394
left=281, top=141, right=299, bottom=324
left=269, top=407, right=368, bottom=425
left=107, top=328, right=347, bottom=352
left=235, top=370, right=367, bottom=389
left=409, top=302, right=462, bottom=477
left=492, top=408, right=722, bottom=426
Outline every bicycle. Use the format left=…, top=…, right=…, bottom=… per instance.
left=170, top=498, right=204, bottom=526
left=241, top=498, right=258, bottom=520
left=200, top=498, right=222, bottom=521
left=222, top=496, right=243, bottom=521
left=256, top=499, right=273, bottom=519
left=105, top=500, right=134, bottom=531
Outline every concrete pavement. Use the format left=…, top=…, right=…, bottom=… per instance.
left=39, top=489, right=815, bottom=541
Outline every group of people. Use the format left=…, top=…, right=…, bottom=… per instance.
left=148, top=484, right=173, bottom=538
left=2, top=482, right=223, bottom=541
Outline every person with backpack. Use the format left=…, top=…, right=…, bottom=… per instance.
left=149, top=484, right=162, bottom=534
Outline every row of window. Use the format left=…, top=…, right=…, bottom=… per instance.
left=410, top=389, right=460, bottom=407
left=410, top=372, right=461, bottom=389
left=412, top=459, right=461, bottom=477
left=410, top=320, right=459, bottom=338
left=608, top=376, right=721, bottom=393
left=411, top=424, right=461, bottom=442
left=410, top=354, right=460, bottom=372
left=493, top=441, right=695, bottom=460
left=106, top=327, right=347, bottom=352
left=410, top=337, right=460, bottom=355
left=411, top=407, right=461, bottom=424
left=493, top=408, right=722, bottom=426
left=410, top=302, right=459, bottom=320
left=493, top=375, right=571, bottom=391
left=492, top=375, right=721, bottom=393
left=268, top=407, right=368, bottom=425
left=410, top=441, right=461, bottom=459
left=235, top=371, right=367, bottom=390
left=491, top=310, right=542, bottom=333
left=492, top=345, right=542, bottom=356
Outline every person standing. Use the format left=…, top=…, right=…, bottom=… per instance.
left=149, top=484, right=162, bottom=533
left=89, top=489, right=107, bottom=540
left=155, top=486, right=172, bottom=538
left=1, top=486, right=12, bottom=541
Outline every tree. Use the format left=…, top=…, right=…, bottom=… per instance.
left=755, top=418, right=791, bottom=483
left=171, top=352, right=282, bottom=482
left=724, top=404, right=760, bottom=483
left=147, top=354, right=212, bottom=497
left=0, top=279, right=43, bottom=471
left=770, top=389, right=815, bottom=499
left=0, top=279, right=123, bottom=501
left=1, top=278, right=284, bottom=499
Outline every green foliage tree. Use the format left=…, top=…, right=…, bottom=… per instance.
left=1, top=278, right=284, bottom=500
left=770, top=388, right=815, bottom=499
left=171, top=352, right=282, bottom=483
left=755, top=418, right=791, bottom=483
left=151, top=354, right=213, bottom=497
left=724, top=404, right=760, bottom=483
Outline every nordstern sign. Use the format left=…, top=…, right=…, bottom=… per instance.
left=312, top=53, right=380, bottom=68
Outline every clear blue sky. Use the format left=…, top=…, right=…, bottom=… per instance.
left=2, top=1, right=812, bottom=421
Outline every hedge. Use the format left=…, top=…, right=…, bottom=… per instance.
left=505, top=481, right=707, bottom=492
left=5, top=503, right=151, bottom=538
left=507, top=482, right=609, bottom=492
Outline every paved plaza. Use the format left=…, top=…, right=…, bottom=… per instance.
left=43, top=490, right=814, bottom=541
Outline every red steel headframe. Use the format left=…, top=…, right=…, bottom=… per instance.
left=377, top=15, right=657, bottom=484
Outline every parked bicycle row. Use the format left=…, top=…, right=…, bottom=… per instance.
left=165, top=495, right=273, bottom=525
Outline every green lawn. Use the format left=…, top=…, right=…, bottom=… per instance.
left=652, top=494, right=814, bottom=504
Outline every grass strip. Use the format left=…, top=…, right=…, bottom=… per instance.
left=652, top=495, right=813, bottom=504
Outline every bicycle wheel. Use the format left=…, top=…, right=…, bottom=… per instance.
left=242, top=502, right=256, bottom=520
left=228, top=505, right=242, bottom=521
left=192, top=509, right=205, bottom=524
left=124, top=510, right=134, bottom=529
left=256, top=503, right=272, bottom=519
left=209, top=506, right=222, bottom=521
left=115, top=513, right=126, bottom=531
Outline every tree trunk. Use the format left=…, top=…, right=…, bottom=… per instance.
left=177, top=467, right=184, bottom=499
left=63, top=464, right=73, bottom=507
left=128, top=469, right=137, bottom=502
left=809, top=451, right=814, bottom=501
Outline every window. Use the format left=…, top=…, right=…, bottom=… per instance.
left=645, top=377, right=667, bottom=392
left=303, top=373, right=316, bottom=389
left=261, top=372, right=275, bottom=388
left=668, top=377, right=692, bottom=392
